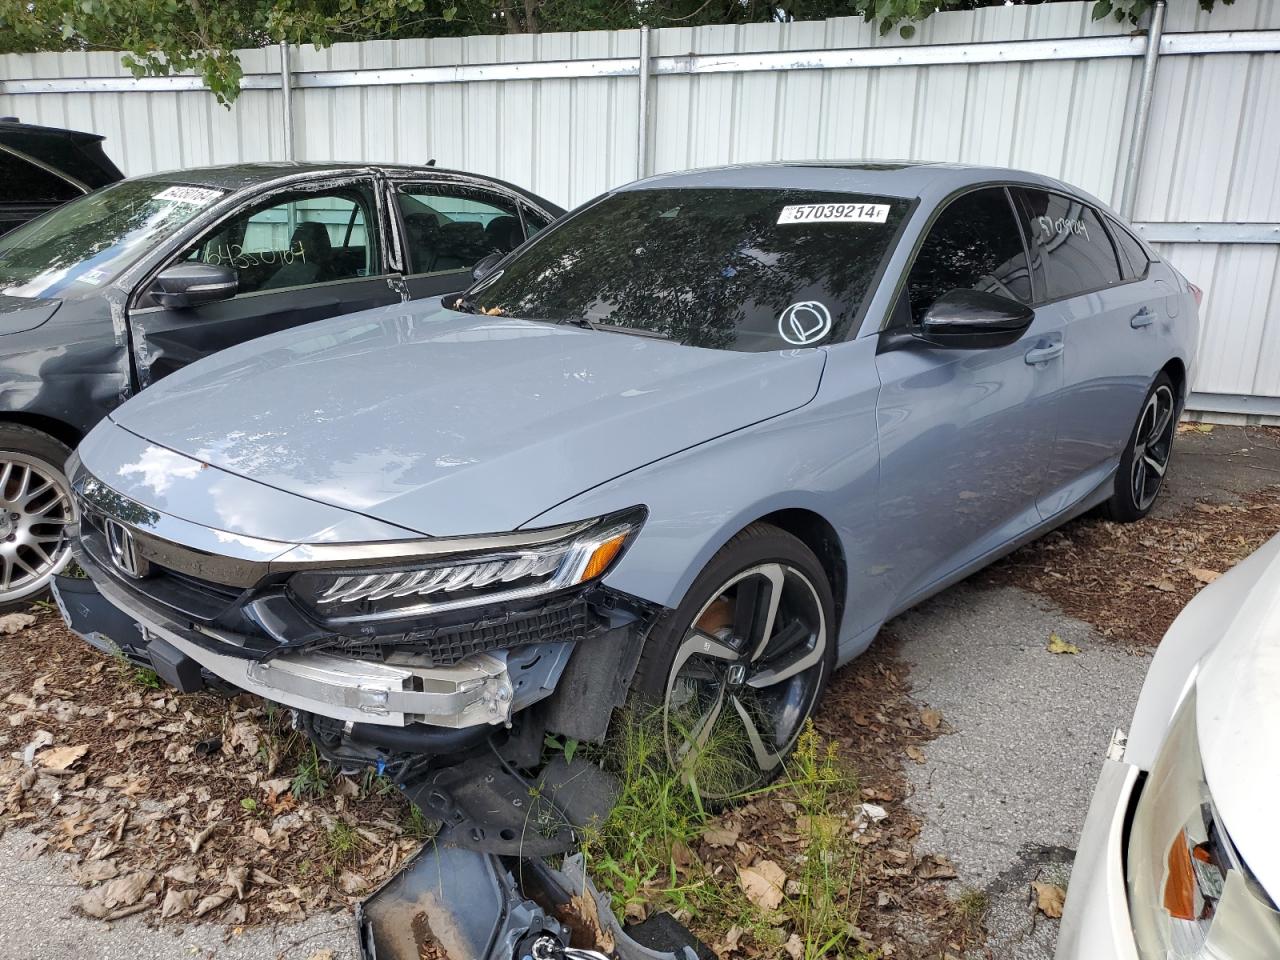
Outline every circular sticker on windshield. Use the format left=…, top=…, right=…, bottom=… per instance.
left=778, top=301, right=832, bottom=346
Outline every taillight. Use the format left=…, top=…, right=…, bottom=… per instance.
left=1189, top=282, right=1204, bottom=308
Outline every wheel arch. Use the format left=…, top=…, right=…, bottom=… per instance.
left=0, top=411, right=82, bottom=452
left=1161, top=356, right=1188, bottom=408
left=752, top=508, right=848, bottom=636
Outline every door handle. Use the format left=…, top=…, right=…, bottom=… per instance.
left=1130, top=306, right=1155, bottom=328
left=1024, top=340, right=1064, bottom=365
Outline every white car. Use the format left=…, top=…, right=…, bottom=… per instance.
left=1056, top=533, right=1280, bottom=958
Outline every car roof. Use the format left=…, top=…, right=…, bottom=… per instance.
left=134, top=162, right=563, bottom=215
left=619, top=160, right=1104, bottom=211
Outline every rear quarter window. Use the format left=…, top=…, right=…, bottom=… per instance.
left=1106, top=216, right=1152, bottom=280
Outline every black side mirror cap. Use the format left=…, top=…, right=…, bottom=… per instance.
left=471, top=252, right=504, bottom=283
left=150, top=262, right=238, bottom=310
left=918, top=288, right=1034, bottom=348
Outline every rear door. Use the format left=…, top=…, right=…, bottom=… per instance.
left=1010, top=188, right=1159, bottom=516
left=127, top=176, right=402, bottom=385
left=873, top=186, right=1064, bottom=609
left=390, top=181, right=536, bottom=301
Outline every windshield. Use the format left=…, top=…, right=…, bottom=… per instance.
left=0, top=179, right=225, bottom=299
left=466, top=187, right=911, bottom=351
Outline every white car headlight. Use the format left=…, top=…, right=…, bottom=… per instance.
left=288, top=509, right=644, bottom=625
left=1128, top=690, right=1280, bottom=958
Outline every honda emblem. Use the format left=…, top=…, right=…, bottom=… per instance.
left=105, top=519, right=148, bottom=579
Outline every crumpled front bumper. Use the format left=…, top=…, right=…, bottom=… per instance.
left=72, top=543, right=571, bottom=728
left=1055, top=747, right=1142, bottom=960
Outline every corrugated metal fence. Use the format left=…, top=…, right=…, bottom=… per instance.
left=2, top=2, right=1278, bottom=417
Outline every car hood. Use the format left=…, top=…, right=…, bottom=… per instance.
left=1195, top=532, right=1280, bottom=901
left=107, top=302, right=827, bottom=538
left=0, top=294, right=59, bottom=336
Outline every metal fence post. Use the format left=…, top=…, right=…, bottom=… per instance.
left=636, top=25, right=651, bottom=179
left=1120, top=0, right=1166, bottom=219
left=280, top=40, right=295, bottom=161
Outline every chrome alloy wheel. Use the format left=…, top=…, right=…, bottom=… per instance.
left=663, top=562, right=827, bottom=799
left=1131, top=384, right=1176, bottom=512
left=0, top=452, right=74, bottom=602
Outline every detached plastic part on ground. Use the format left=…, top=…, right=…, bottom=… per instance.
left=357, top=830, right=712, bottom=960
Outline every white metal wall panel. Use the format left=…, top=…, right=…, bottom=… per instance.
left=0, top=1, right=1277, bottom=410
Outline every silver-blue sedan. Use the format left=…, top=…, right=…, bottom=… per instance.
left=62, top=161, right=1198, bottom=836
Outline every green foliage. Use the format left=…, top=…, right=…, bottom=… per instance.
left=0, top=0, right=1236, bottom=106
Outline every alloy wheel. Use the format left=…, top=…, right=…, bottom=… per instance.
left=663, top=562, right=827, bottom=800
left=1131, top=384, right=1176, bottom=512
left=0, top=453, right=74, bottom=602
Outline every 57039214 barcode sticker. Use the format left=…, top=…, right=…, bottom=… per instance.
left=777, top=203, right=890, bottom=225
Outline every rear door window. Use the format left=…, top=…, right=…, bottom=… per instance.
left=396, top=186, right=524, bottom=275
left=906, top=187, right=1032, bottom=323
left=1012, top=188, right=1124, bottom=300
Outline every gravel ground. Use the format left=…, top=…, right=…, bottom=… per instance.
left=0, top=829, right=358, bottom=960
left=3, top=425, right=1277, bottom=960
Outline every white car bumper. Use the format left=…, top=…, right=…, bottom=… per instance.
left=1055, top=756, right=1142, bottom=960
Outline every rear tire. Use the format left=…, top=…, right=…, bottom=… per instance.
left=1103, top=372, right=1176, bottom=523
left=0, top=424, right=75, bottom=606
left=630, top=523, right=836, bottom=801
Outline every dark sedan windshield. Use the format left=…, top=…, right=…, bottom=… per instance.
left=468, top=187, right=910, bottom=351
left=0, top=179, right=224, bottom=299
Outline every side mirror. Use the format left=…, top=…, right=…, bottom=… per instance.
left=918, top=288, right=1034, bottom=348
left=471, top=252, right=504, bottom=283
left=150, top=262, right=237, bottom=310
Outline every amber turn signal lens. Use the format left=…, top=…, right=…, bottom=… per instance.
left=580, top=533, right=628, bottom=582
left=1164, top=828, right=1197, bottom=921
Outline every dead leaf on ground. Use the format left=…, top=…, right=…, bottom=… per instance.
left=79, top=871, right=154, bottom=918
left=1032, top=881, right=1066, bottom=918
left=1188, top=567, right=1222, bottom=584
left=917, top=854, right=958, bottom=880
left=906, top=745, right=926, bottom=764
left=1045, top=634, right=1081, bottom=656
left=160, top=888, right=197, bottom=919
left=919, top=708, right=943, bottom=731
left=702, top=822, right=740, bottom=847
left=37, top=744, right=89, bottom=771
left=0, top=612, right=36, bottom=635
left=738, top=860, right=787, bottom=911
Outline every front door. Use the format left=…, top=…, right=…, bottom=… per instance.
left=873, top=186, right=1064, bottom=613
left=127, top=178, right=402, bottom=385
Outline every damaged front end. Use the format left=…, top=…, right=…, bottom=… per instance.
left=63, top=461, right=663, bottom=854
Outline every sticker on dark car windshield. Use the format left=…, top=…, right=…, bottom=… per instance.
left=153, top=185, right=224, bottom=208
left=778, top=301, right=832, bottom=346
left=777, top=203, right=890, bottom=225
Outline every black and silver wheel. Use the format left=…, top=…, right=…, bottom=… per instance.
left=0, top=425, right=75, bottom=604
left=1105, top=372, right=1177, bottom=522
left=632, top=524, right=835, bottom=800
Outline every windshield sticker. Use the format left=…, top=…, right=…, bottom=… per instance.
left=777, top=203, right=890, bottom=225
left=778, top=301, right=832, bottom=346
left=79, top=268, right=108, bottom=286
left=154, top=185, right=224, bottom=208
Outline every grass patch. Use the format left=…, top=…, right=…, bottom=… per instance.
left=582, top=713, right=871, bottom=959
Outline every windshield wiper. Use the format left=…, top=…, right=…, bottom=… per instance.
left=557, top=317, right=671, bottom=340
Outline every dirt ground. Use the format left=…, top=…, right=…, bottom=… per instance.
left=2, top=423, right=1277, bottom=960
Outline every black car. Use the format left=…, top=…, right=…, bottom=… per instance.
left=0, top=161, right=562, bottom=603
left=0, top=119, right=125, bottom=235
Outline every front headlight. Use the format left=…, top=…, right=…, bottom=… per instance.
left=288, top=508, right=644, bottom=625
left=1128, top=690, right=1280, bottom=958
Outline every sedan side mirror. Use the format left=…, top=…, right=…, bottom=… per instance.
left=149, top=262, right=238, bottom=310
left=918, top=288, right=1034, bottom=348
left=471, top=252, right=504, bottom=283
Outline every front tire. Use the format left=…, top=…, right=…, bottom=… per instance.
left=631, top=523, right=836, bottom=801
left=0, top=424, right=75, bottom=604
left=1104, top=372, right=1177, bottom=523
